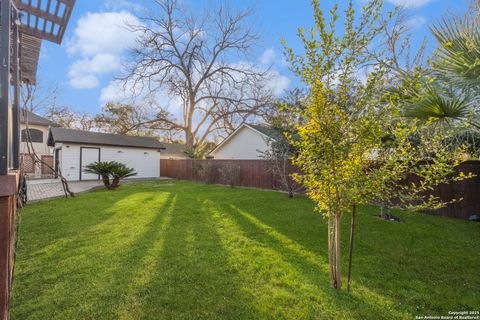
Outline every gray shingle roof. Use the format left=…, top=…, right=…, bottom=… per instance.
left=20, top=110, right=59, bottom=127
left=48, top=128, right=165, bottom=150
left=161, top=142, right=187, bottom=158
left=246, top=123, right=284, bottom=141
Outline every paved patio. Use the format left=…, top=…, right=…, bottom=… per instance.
left=26, top=178, right=173, bottom=202
left=27, top=180, right=104, bottom=201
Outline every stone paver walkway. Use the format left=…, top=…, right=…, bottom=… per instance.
left=26, top=178, right=172, bottom=201
left=27, top=180, right=104, bottom=201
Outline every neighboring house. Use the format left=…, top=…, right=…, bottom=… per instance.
left=20, top=110, right=59, bottom=178
left=210, top=123, right=281, bottom=160
left=161, top=142, right=188, bottom=159
left=48, top=128, right=164, bottom=181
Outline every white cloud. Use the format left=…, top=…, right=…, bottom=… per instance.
left=69, top=74, right=99, bottom=89
left=260, top=48, right=277, bottom=65
left=67, top=11, right=141, bottom=89
left=100, top=79, right=184, bottom=119
left=100, top=80, right=139, bottom=104
left=103, top=0, right=144, bottom=13
left=69, top=54, right=122, bottom=89
left=386, top=0, right=433, bottom=9
left=265, top=70, right=291, bottom=96
left=67, top=11, right=140, bottom=56
left=404, top=15, right=427, bottom=29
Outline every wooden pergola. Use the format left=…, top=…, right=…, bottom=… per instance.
left=0, top=0, right=76, bottom=175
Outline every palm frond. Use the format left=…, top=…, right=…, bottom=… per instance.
left=403, top=85, right=472, bottom=125
left=431, top=15, right=480, bottom=88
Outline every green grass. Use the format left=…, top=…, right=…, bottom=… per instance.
left=11, top=181, right=480, bottom=320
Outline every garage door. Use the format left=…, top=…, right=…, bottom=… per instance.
left=80, top=147, right=100, bottom=181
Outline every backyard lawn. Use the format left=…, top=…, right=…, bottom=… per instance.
left=11, top=180, right=480, bottom=320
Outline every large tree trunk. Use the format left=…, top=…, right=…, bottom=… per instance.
left=185, top=130, right=195, bottom=149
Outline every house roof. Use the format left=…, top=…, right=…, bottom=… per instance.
left=246, top=124, right=284, bottom=141
left=210, top=123, right=283, bottom=155
left=48, top=128, right=165, bottom=150
left=20, top=110, right=58, bottom=127
left=161, top=142, right=187, bottom=157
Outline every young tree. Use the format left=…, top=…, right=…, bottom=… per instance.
left=261, top=136, right=301, bottom=198
left=219, top=163, right=241, bottom=188
left=261, top=89, right=306, bottom=198
left=283, top=0, right=470, bottom=290
left=121, top=0, right=273, bottom=148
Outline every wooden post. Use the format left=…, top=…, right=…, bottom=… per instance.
left=0, top=0, right=11, bottom=175
left=12, top=11, right=20, bottom=170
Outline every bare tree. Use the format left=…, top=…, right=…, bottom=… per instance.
left=44, top=105, right=96, bottom=131
left=94, top=102, right=181, bottom=136
left=22, top=83, right=74, bottom=198
left=121, top=0, right=273, bottom=147
left=21, top=81, right=59, bottom=113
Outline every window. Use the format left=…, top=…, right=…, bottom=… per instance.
left=21, top=129, right=43, bottom=143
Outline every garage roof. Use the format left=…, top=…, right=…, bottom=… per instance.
left=48, top=128, right=165, bottom=150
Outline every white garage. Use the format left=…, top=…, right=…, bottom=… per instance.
left=47, top=128, right=164, bottom=181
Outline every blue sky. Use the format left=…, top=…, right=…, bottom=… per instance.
left=37, top=0, right=469, bottom=115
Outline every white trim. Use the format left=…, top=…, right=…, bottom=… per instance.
left=210, top=123, right=275, bottom=155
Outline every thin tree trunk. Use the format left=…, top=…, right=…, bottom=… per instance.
left=328, top=215, right=335, bottom=288
left=380, top=204, right=389, bottom=219
left=334, top=211, right=342, bottom=289
left=347, top=204, right=356, bottom=292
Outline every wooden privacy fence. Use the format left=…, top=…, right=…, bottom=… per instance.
left=160, top=159, right=480, bottom=220
left=161, top=159, right=300, bottom=190
left=0, top=172, right=19, bottom=320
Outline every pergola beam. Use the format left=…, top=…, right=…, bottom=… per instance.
left=14, top=0, right=75, bottom=45
left=0, top=0, right=75, bottom=174
left=0, top=0, right=12, bottom=175
left=12, top=13, right=21, bottom=169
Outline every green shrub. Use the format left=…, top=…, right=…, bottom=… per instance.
left=83, top=161, right=137, bottom=189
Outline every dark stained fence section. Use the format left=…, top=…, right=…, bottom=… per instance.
left=161, top=159, right=302, bottom=190
left=161, top=159, right=480, bottom=220
left=0, top=173, right=18, bottom=320
left=412, top=161, right=480, bottom=220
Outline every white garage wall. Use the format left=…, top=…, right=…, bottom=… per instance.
left=101, top=146, right=160, bottom=179
left=58, top=144, right=160, bottom=181
left=212, top=126, right=270, bottom=160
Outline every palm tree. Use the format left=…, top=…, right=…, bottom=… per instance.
left=84, top=162, right=115, bottom=188
left=400, top=5, right=480, bottom=155
left=109, top=163, right=137, bottom=188
left=83, top=161, right=136, bottom=189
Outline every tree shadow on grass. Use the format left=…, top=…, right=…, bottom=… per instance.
left=223, top=192, right=480, bottom=316
left=12, top=190, right=176, bottom=320
left=212, top=202, right=411, bottom=320
left=113, top=194, right=258, bottom=320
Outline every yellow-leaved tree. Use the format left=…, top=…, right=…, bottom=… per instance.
left=283, top=0, right=472, bottom=290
